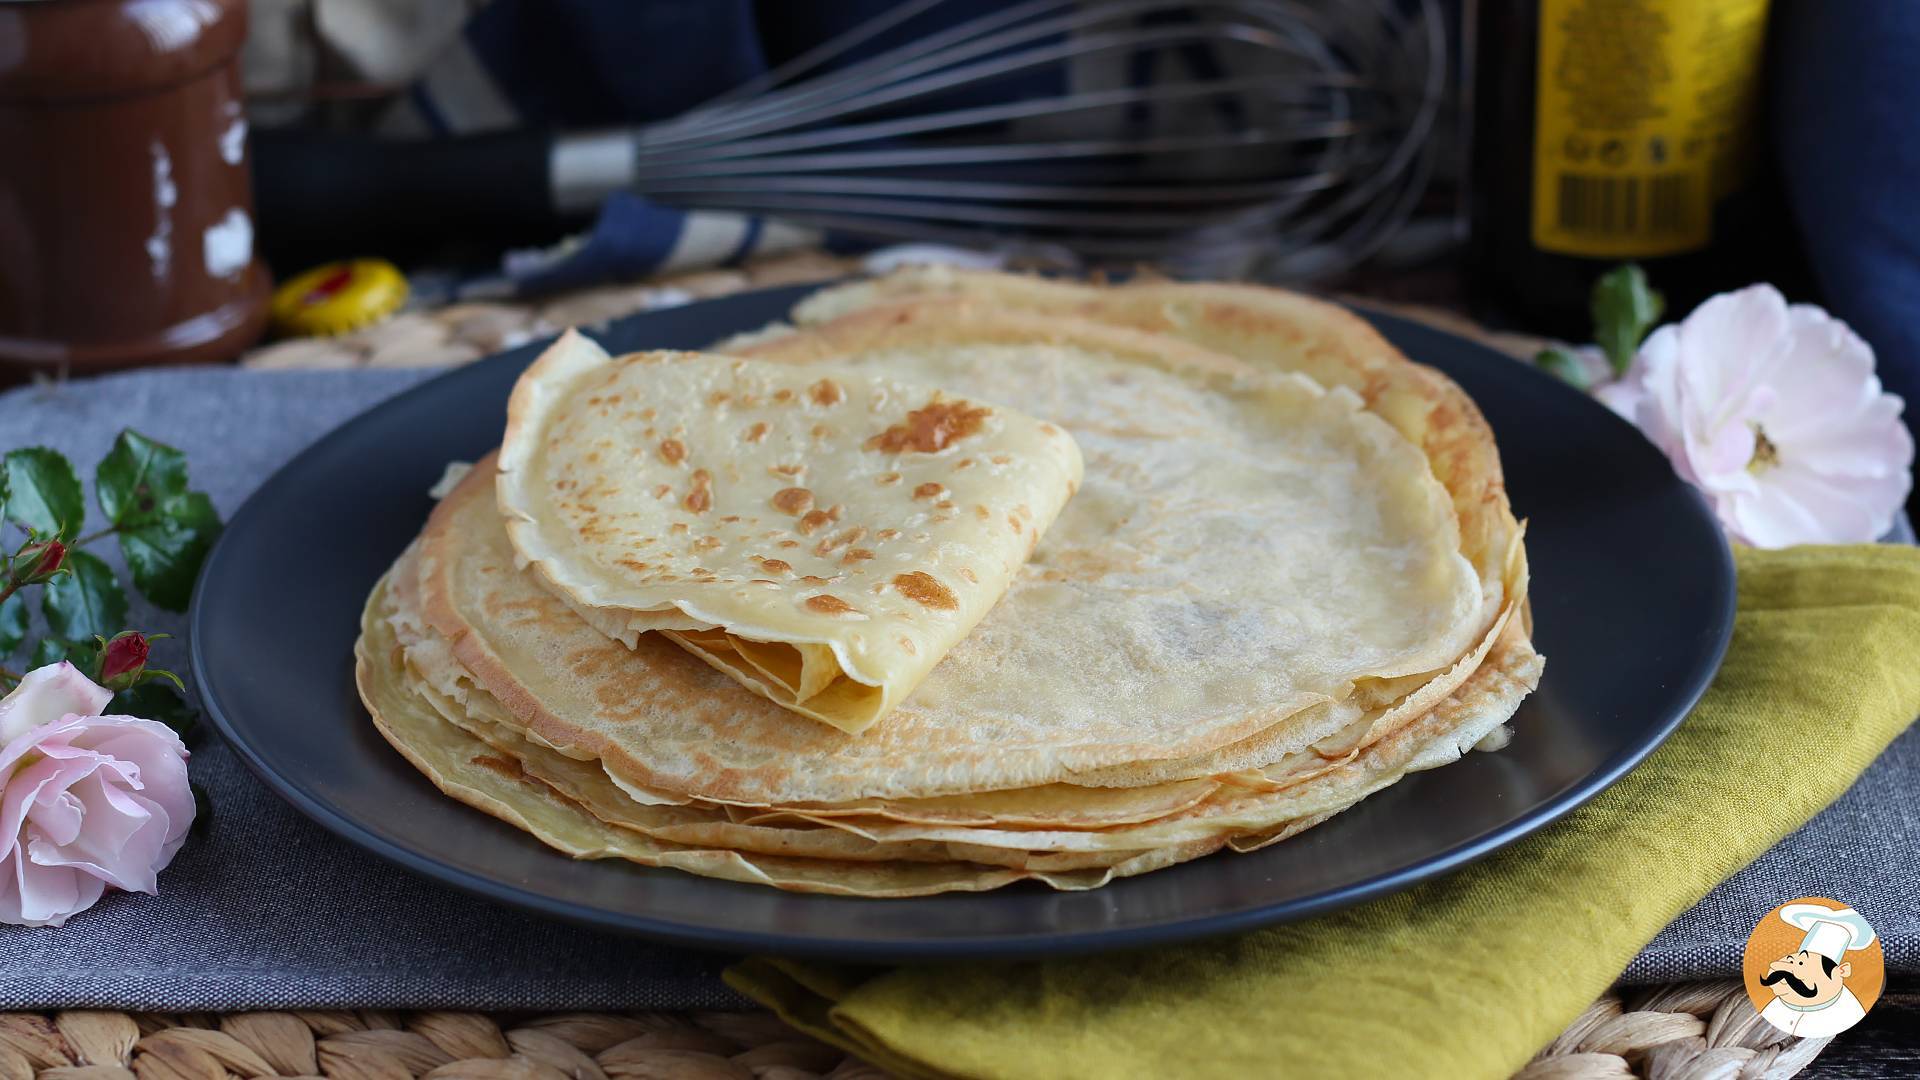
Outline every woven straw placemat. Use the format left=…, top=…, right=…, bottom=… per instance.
left=0, top=981, right=1841, bottom=1080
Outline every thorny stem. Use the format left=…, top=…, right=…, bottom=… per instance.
left=74, top=525, right=119, bottom=547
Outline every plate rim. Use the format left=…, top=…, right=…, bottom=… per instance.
left=189, top=286, right=1737, bottom=960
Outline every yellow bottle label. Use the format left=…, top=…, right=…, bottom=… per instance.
left=1531, top=0, right=1769, bottom=258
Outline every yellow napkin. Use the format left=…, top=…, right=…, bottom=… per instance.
left=728, top=545, right=1920, bottom=1080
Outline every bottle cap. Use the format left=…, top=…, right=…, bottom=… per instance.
left=270, top=259, right=409, bottom=337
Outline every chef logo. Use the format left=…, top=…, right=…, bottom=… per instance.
left=1742, top=898, right=1883, bottom=1039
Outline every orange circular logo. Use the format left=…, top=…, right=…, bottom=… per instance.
left=1742, top=897, right=1883, bottom=1039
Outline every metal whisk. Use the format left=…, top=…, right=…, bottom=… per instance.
left=548, top=0, right=1447, bottom=280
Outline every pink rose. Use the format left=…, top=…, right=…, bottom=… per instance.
left=0, top=662, right=195, bottom=927
left=1598, top=285, right=1913, bottom=547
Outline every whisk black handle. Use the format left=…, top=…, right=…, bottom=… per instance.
left=251, top=129, right=569, bottom=265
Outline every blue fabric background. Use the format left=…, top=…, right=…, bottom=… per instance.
left=1772, top=0, right=1920, bottom=448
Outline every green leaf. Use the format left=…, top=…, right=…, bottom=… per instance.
left=190, top=780, right=212, bottom=837
left=0, top=592, right=25, bottom=655
left=110, top=680, right=199, bottom=745
left=29, top=635, right=101, bottom=677
left=3, top=448, right=85, bottom=542
left=119, top=492, right=221, bottom=611
left=1534, top=347, right=1593, bottom=392
left=96, top=430, right=191, bottom=525
left=1591, top=264, right=1666, bottom=376
left=97, top=431, right=221, bottom=612
left=40, top=549, right=127, bottom=643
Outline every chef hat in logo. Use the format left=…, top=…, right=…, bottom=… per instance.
left=1779, top=904, right=1875, bottom=962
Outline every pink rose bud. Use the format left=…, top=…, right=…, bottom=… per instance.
left=99, top=632, right=151, bottom=689
left=0, top=662, right=194, bottom=927
left=14, top=538, right=65, bottom=584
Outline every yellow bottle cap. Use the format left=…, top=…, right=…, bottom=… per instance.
left=270, top=259, right=409, bottom=337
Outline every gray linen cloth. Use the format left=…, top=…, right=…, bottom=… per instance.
left=0, top=368, right=1912, bottom=1008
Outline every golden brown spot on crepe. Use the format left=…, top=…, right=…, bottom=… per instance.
left=913, top=482, right=944, bottom=500
left=959, top=567, right=977, bottom=583
left=796, top=509, right=833, bottom=535
left=670, top=522, right=689, bottom=534
left=774, top=388, right=794, bottom=403
left=684, top=469, right=713, bottom=513
left=811, top=424, right=834, bottom=441
left=991, top=454, right=1011, bottom=465
left=1040, top=423, right=1060, bottom=436
left=658, top=439, right=686, bottom=465
left=843, top=548, right=875, bottom=564
left=877, top=528, right=900, bottom=541
left=935, top=500, right=954, bottom=510
left=898, top=636, right=917, bottom=655
left=471, top=754, right=524, bottom=779
left=973, top=505, right=990, bottom=521
left=772, top=463, right=805, bottom=477
left=709, top=391, right=730, bottom=406
left=799, top=575, right=831, bottom=585
left=640, top=407, right=656, bottom=421
left=893, top=571, right=959, bottom=611
left=691, top=536, right=722, bottom=552
left=777, top=539, right=799, bottom=549
left=1007, top=513, right=1023, bottom=534
left=743, top=421, right=770, bottom=443
left=814, top=526, right=868, bottom=557
left=867, top=398, right=991, bottom=454
left=750, top=579, right=780, bottom=587
left=826, top=504, right=845, bottom=521
left=617, top=558, right=650, bottom=573
left=771, top=487, right=815, bottom=516
left=804, top=594, right=858, bottom=616
left=877, top=472, right=902, bottom=486
left=755, top=557, right=792, bottom=574
left=653, top=484, right=671, bottom=498
left=721, top=515, right=740, bottom=523
left=809, top=378, right=845, bottom=406
left=954, top=458, right=976, bottom=470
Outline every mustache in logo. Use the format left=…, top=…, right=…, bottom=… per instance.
left=1761, top=969, right=1820, bottom=998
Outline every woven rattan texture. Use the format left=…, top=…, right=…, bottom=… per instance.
left=0, top=982, right=1837, bottom=1080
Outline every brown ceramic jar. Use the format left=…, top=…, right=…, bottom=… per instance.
left=0, top=0, right=270, bottom=374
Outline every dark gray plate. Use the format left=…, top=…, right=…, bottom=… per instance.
left=190, top=284, right=1734, bottom=960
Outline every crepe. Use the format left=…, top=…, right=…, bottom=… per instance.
left=756, top=271, right=1532, bottom=784
left=496, top=334, right=1084, bottom=733
left=788, top=268, right=1519, bottom=622
left=425, top=313, right=1485, bottom=806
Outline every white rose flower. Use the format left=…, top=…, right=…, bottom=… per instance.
left=1598, top=285, right=1912, bottom=547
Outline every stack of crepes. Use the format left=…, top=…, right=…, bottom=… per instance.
left=356, top=268, right=1542, bottom=895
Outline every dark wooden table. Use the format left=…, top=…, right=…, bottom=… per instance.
left=1806, top=980, right=1920, bottom=1077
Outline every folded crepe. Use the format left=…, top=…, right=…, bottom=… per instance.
left=496, top=332, right=1084, bottom=733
